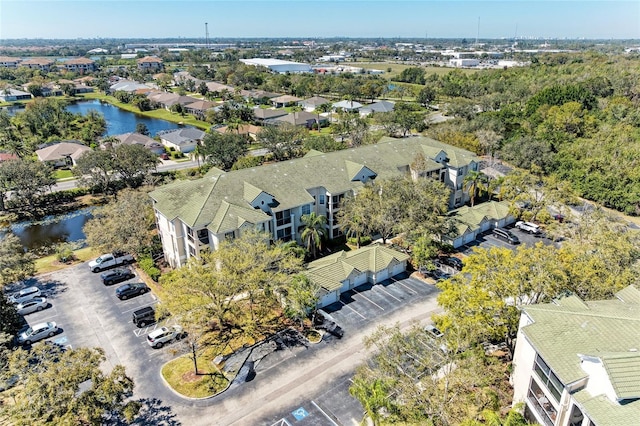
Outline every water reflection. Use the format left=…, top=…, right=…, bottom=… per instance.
left=7, top=207, right=94, bottom=251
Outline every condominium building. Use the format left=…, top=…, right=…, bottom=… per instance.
left=511, top=286, right=640, bottom=426
left=150, top=136, right=478, bottom=268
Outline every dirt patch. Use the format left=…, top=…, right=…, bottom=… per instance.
left=182, top=370, right=209, bottom=383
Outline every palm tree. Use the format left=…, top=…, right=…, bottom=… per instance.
left=300, top=212, right=328, bottom=259
left=337, top=196, right=368, bottom=248
left=314, top=103, right=332, bottom=132
left=463, top=170, right=488, bottom=207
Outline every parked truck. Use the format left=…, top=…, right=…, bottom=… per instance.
left=89, top=252, right=134, bottom=272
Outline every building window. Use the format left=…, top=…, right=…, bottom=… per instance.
left=533, top=354, right=563, bottom=402
left=331, top=194, right=344, bottom=210
left=224, top=231, right=235, bottom=240
left=277, top=227, right=292, bottom=242
left=186, top=226, right=194, bottom=243
left=319, top=194, right=325, bottom=205
left=188, top=246, right=196, bottom=257
left=301, top=204, right=311, bottom=216
left=276, top=210, right=291, bottom=227
left=197, top=229, right=209, bottom=245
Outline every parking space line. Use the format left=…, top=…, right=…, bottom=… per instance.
left=374, top=285, right=402, bottom=302
left=390, top=278, right=418, bottom=295
left=311, top=401, right=339, bottom=426
left=352, top=288, right=384, bottom=311
left=340, top=300, right=366, bottom=319
left=120, top=300, right=158, bottom=314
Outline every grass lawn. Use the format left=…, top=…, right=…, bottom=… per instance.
left=161, top=349, right=229, bottom=398
left=54, top=169, right=74, bottom=180
left=35, top=246, right=100, bottom=275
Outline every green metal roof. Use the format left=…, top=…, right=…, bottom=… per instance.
left=522, top=286, right=640, bottom=424
left=305, top=245, right=410, bottom=293
left=446, top=201, right=511, bottom=238
left=150, top=136, right=478, bottom=231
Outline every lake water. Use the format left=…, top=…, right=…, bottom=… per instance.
left=66, top=99, right=183, bottom=136
left=7, top=207, right=94, bottom=252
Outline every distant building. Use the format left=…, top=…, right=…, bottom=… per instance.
left=240, top=58, right=312, bottom=74
left=157, top=128, right=206, bottom=153
left=137, top=56, right=163, bottom=72
left=0, top=88, right=32, bottom=102
left=62, top=57, right=96, bottom=73
left=20, top=57, right=55, bottom=71
left=332, top=100, right=363, bottom=112
left=360, top=100, right=395, bottom=116
left=108, top=133, right=165, bottom=155
left=450, top=58, right=479, bottom=67
left=0, top=56, right=21, bottom=68
left=299, top=96, right=331, bottom=112
left=512, top=286, right=640, bottom=426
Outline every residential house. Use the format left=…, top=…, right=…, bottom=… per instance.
left=240, top=89, right=280, bottom=103
left=511, top=286, right=640, bottom=426
left=206, top=81, right=236, bottom=95
left=270, top=111, right=328, bottom=129
left=0, top=56, right=21, bottom=68
left=252, top=108, right=289, bottom=124
left=109, top=80, right=153, bottom=94
left=332, top=99, right=363, bottom=112
left=137, top=56, right=163, bottom=72
left=360, top=100, right=395, bottom=116
left=157, top=128, right=206, bottom=154
left=147, top=92, right=199, bottom=110
left=35, top=141, right=90, bottom=168
left=444, top=201, right=514, bottom=248
left=271, top=95, right=303, bottom=108
left=108, top=133, right=165, bottom=155
left=214, top=124, right=261, bottom=140
left=239, top=58, right=313, bottom=74
left=55, top=79, right=94, bottom=94
left=20, top=57, right=55, bottom=71
left=184, top=100, right=219, bottom=120
left=305, top=245, right=410, bottom=307
left=149, top=136, right=479, bottom=268
left=62, top=57, right=96, bottom=73
left=299, top=96, right=331, bottom=112
left=0, top=88, right=32, bottom=102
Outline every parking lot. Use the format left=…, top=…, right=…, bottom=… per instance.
left=321, top=273, right=439, bottom=331
left=6, top=264, right=183, bottom=374
left=459, top=224, right=557, bottom=256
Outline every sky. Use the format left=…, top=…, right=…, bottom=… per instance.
left=1, top=1, right=639, bottom=40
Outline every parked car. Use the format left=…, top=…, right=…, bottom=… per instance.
left=492, top=228, right=520, bottom=245
left=101, top=268, right=135, bottom=286
left=424, top=324, right=444, bottom=338
left=16, top=297, right=48, bottom=315
left=515, top=221, right=541, bottom=234
left=89, top=252, right=134, bottom=272
left=132, top=306, right=156, bottom=327
left=439, top=256, right=463, bottom=270
left=17, top=321, right=58, bottom=345
left=9, top=286, right=42, bottom=304
left=146, top=325, right=185, bottom=348
left=115, top=282, right=149, bottom=300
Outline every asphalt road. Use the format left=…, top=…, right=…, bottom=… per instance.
left=7, top=264, right=442, bottom=426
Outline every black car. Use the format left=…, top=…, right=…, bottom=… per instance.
left=439, top=256, right=463, bottom=270
left=100, top=268, right=135, bottom=286
left=132, top=306, right=156, bottom=327
left=115, top=282, right=149, bottom=300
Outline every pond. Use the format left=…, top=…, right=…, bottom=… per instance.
left=66, top=99, right=183, bottom=136
left=6, top=207, right=94, bottom=252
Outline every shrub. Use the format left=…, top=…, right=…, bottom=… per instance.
left=138, top=255, right=161, bottom=282
left=347, top=236, right=372, bottom=246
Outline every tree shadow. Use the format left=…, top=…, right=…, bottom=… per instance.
left=128, top=398, right=182, bottom=426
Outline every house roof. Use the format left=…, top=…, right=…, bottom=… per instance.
left=271, top=95, right=302, bottom=104
left=150, top=136, right=475, bottom=231
left=21, top=57, right=55, bottom=66
left=214, top=124, right=261, bottom=135
left=272, top=111, right=321, bottom=126
left=241, top=89, right=281, bottom=99
left=361, top=100, right=395, bottom=113
left=157, top=128, right=206, bottom=147
left=184, top=100, right=218, bottom=111
left=137, top=56, right=163, bottom=64
left=111, top=132, right=162, bottom=149
left=521, top=287, right=640, bottom=425
left=305, top=245, right=410, bottom=292
left=35, top=141, right=90, bottom=162
left=206, top=81, right=235, bottom=93
left=64, top=57, right=95, bottom=65
left=332, top=100, right=363, bottom=110
left=300, top=96, right=331, bottom=107
left=447, top=201, right=512, bottom=238
left=253, top=108, right=288, bottom=120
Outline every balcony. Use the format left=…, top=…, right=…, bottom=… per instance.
left=527, top=385, right=557, bottom=426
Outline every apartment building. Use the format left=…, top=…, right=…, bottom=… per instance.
left=149, top=136, right=478, bottom=268
left=511, top=286, right=640, bottom=426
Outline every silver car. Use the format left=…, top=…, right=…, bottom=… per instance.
left=146, top=325, right=184, bottom=348
left=9, top=286, right=42, bottom=304
left=17, top=321, right=58, bottom=345
left=16, top=297, right=48, bottom=315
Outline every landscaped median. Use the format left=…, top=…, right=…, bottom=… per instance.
left=161, top=347, right=230, bottom=399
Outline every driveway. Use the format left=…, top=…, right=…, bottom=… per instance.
left=459, top=225, right=557, bottom=256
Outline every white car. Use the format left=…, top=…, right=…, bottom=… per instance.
left=515, top=221, right=541, bottom=234
left=9, top=286, right=42, bottom=304
left=147, top=325, right=185, bottom=348
left=17, top=321, right=58, bottom=345
left=16, top=297, right=48, bottom=315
